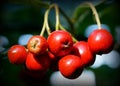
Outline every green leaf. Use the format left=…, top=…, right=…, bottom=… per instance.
left=72, top=0, right=106, bottom=22
left=7, top=0, right=50, bottom=8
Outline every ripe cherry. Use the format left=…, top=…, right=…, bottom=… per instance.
left=48, top=51, right=59, bottom=71
left=27, top=35, right=48, bottom=55
left=47, top=30, right=73, bottom=57
left=58, top=55, right=84, bottom=79
left=7, top=45, right=27, bottom=65
left=72, top=41, right=95, bottom=67
left=25, top=52, right=50, bottom=72
left=88, top=29, right=114, bottom=54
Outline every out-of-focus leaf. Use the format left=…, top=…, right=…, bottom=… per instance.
left=7, top=0, right=49, bottom=8
left=99, top=6, right=115, bottom=35
left=72, top=6, right=90, bottom=22
left=2, top=3, right=44, bottom=31
left=72, top=0, right=106, bottom=22
left=100, top=3, right=120, bottom=25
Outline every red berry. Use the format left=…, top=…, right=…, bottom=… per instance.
left=58, top=55, right=84, bottom=79
left=72, top=41, right=95, bottom=67
left=47, top=51, right=60, bottom=71
left=25, top=52, right=50, bottom=72
left=48, top=51, right=56, bottom=60
left=88, top=29, right=114, bottom=54
left=47, top=30, right=73, bottom=57
left=27, top=35, right=48, bottom=55
left=7, top=45, right=27, bottom=65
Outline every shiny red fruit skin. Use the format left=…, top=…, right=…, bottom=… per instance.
left=25, top=52, right=50, bottom=72
left=27, top=35, right=48, bottom=55
left=47, top=30, right=73, bottom=57
left=88, top=29, right=114, bottom=54
left=72, top=41, right=95, bottom=67
left=8, top=45, right=27, bottom=65
left=58, top=55, right=84, bottom=79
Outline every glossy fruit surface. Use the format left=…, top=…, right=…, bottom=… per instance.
left=58, top=55, right=84, bottom=79
left=72, top=41, right=95, bottom=67
left=8, top=45, right=27, bottom=64
left=25, top=52, right=50, bottom=72
left=88, top=29, right=114, bottom=54
left=27, top=35, right=48, bottom=55
left=47, top=30, right=73, bottom=57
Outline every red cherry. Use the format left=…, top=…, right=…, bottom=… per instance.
left=48, top=51, right=59, bottom=71
left=72, top=41, right=95, bottom=67
left=47, top=30, right=73, bottom=57
left=25, top=52, right=50, bottom=72
left=88, top=29, right=114, bottom=54
left=27, top=35, right=48, bottom=55
left=48, top=51, right=56, bottom=60
left=7, top=45, right=27, bottom=65
left=58, top=55, right=84, bottom=79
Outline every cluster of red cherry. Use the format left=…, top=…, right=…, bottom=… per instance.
left=7, top=2, right=114, bottom=79
left=7, top=28, right=114, bottom=79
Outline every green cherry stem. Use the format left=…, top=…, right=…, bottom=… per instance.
left=40, top=7, right=52, bottom=36
left=40, top=4, right=59, bottom=36
left=35, top=1, right=73, bottom=35
left=59, top=24, right=78, bottom=42
left=40, top=15, right=46, bottom=36
left=44, top=8, right=51, bottom=35
left=40, top=3, right=78, bottom=42
left=82, top=2, right=101, bottom=29
left=54, top=4, right=60, bottom=31
left=45, top=4, right=60, bottom=33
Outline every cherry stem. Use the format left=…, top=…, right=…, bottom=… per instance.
left=40, top=3, right=78, bottom=42
left=34, top=0, right=74, bottom=30
left=40, top=8, right=52, bottom=36
left=40, top=15, right=47, bottom=36
left=40, top=4, right=59, bottom=36
left=45, top=4, right=60, bottom=32
left=59, top=24, right=78, bottom=42
left=54, top=4, right=60, bottom=31
left=82, top=2, right=101, bottom=29
left=44, top=7, right=52, bottom=35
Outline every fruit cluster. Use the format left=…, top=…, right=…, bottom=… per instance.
left=7, top=2, right=114, bottom=79
left=7, top=29, right=114, bottom=79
